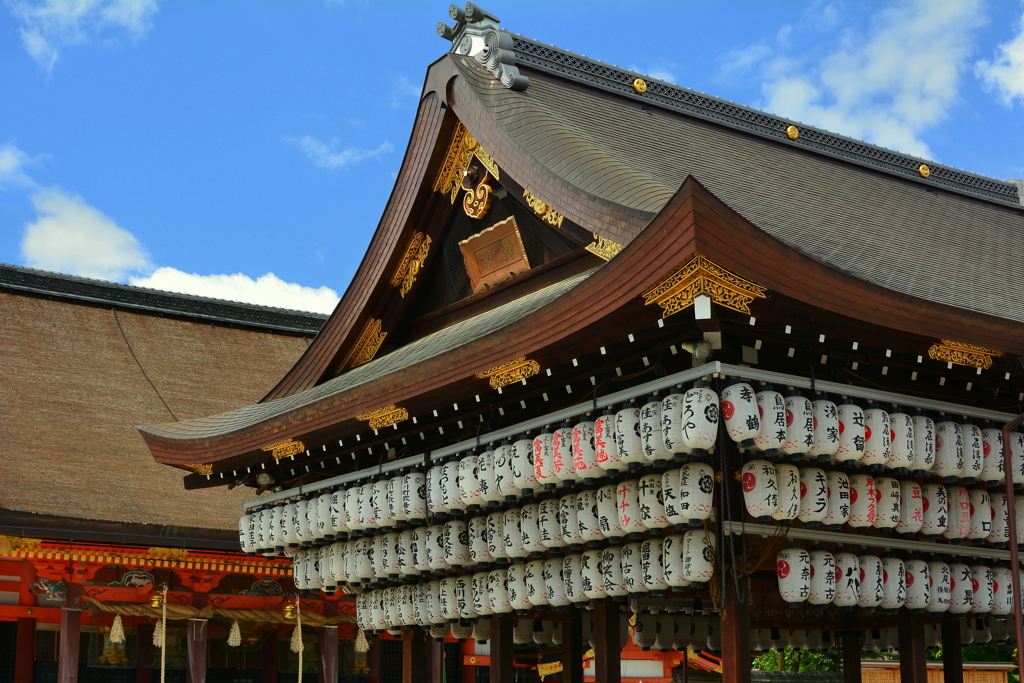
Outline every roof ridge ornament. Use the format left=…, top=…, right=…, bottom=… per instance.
left=642, top=252, right=767, bottom=318
left=437, top=3, right=529, bottom=91
left=927, top=340, right=1004, bottom=370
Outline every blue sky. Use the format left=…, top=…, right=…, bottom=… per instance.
left=1, top=1, right=1022, bottom=314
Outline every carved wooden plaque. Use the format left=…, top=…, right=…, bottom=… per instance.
left=458, top=216, right=531, bottom=294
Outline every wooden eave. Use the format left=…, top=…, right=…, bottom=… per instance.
left=142, top=176, right=1024, bottom=482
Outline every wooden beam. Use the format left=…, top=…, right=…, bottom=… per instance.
left=721, top=573, right=751, bottom=683
left=15, top=617, right=34, bottom=683
left=941, top=616, right=964, bottom=683
left=898, top=611, right=927, bottom=683
left=594, top=599, right=621, bottom=683
left=491, top=614, right=516, bottom=683
left=57, top=608, right=81, bottom=683
left=403, top=628, right=427, bottom=683
left=562, top=607, right=584, bottom=683
left=843, top=631, right=861, bottom=683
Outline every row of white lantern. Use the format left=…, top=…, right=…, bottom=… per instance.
left=776, top=544, right=1019, bottom=615
left=750, top=629, right=837, bottom=652
left=742, top=464, right=1018, bottom=543
left=295, top=529, right=716, bottom=597
left=240, top=461, right=718, bottom=557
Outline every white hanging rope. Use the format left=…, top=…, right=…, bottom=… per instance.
left=160, top=588, right=167, bottom=683
left=289, top=598, right=304, bottom=683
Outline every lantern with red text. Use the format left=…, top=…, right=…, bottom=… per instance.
left=777, top=544, right=811, bottom=606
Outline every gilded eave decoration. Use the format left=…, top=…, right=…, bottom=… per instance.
left=337, top=318, right=387, bottom=375
left=522, top=190, right=564, bottom=228
left=185, top=463, right=214, bottom=476
left=475, top=356, right=541, bottom=389
left=391, top=232, right=432, bottom=298
left=927, top=340, right=1004, bottom=369
left=585, top=233, right=624, bottom=261
left=434, top=122, right=500, bottom=219
left=641, top=252, right=767, bottom=318
left=356, top=404, right=409, bottom=430
left=261, top=439, right=305, bottom=460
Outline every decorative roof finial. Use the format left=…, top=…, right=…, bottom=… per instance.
left=437, top=3, right=529, bottom=91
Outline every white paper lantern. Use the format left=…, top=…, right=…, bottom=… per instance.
left=848, top=474, right=876, bottom=529
left=493, top=441, right=517, bottom=502
left=777, top=545, right=810, bottom=605
left=602, top=546, right=630, bottom=598
left=525, top=558, right=548, bottom=607
left=317, top=492, right=335, bottom=541
left=486, top=512, right=507, bottom=564
left=921, top=483, right=949, bottom=539
left=681, top=529, right=715, bottom=583
left=572, top=418, right=602, bottom=483
left=512, top=434, right=539, bottom=496
left=576, top=490, right=604, bottom=546
left=783, top=391, right=814, bottom=458
left=808, top=548, right=836, bottom=607
left=888, top=411, right=915, bottom=470
left=896, top=481, right=924, bottom=537
left=480, top=449, right=504, bottom=507
left=398, top=529, right=417, bottom=576
left=617, top=480, right=648, bottom=540
left=1010, top=432, right=1024, bottom=486
left=926, top=561, right=951, bottom=613
left=798, top=467, right=829, bottom=525
left=426, top=464, right=444, bottom=516
left=594, top=409, right=621, bottom=473
left=835, top=400, right=866, bottom=465
left=446, top=461, right=467, bottom=514
left=296, top=497, right=315, bottom=546
left=991, top=567, right=1013, bottom=616
left=967, top=488, right=993, bottom=540
left=503, top=507, right=528, bottom=562
left=424, top=524, right=446, bottom=573
left=944, top=485, right=971, bottom=541
left=810, top=395, right=840, bottom=460
left=331, top=489, right=349, bottom=537
left=989, top=492, right=1010, bottom=545
left=971, top=618, right=992, bottom=644
left=581, top=548, right=607, bottom=602
left=676, top=462, right=715, bottom=525
left=754, top=386, right=786, bottom=454
left=880, top=556, right=905, bottom=610
left=597, top=484, right=625, bottom=542
left=935, top=420, right=965, bottom=481
left=653, top=613, right=676, bottom=652
left=553, top=423, right=579, bottom=484
left=639, top=474, right=671, bottom=532
left=487, top=569, right=511, bottom=614
left=239, top=510, right=255, bottom=555
left=990, top=618, right=1009, bottom=642
left=911, top=414, right=936, bottom=474
left=538, top=498, right=564, bottom=549
left=533, top=620, right=554, bottom=646
left=507, top=563, right=531, bottom=613
left=533, top=431, right=556, bottom=489
left=556, top=555, right=578, bottom=606
left=741, top=460, right=777, bottom=521
left=873, top=478, right=900, bottom=531
left=472, top=618, right=491, bottom=644
left=1016, top=498, right=1024, bottom=545
left=633, top=612, right=657, bottom=649
left=949, top=563, right=973, bottom=614
left=372, top=533, right=389, bottom=580
left=405, top=472, right=428, bottom=525
left=721, top=380, right=760, bottom=445
left=641, top=395, right=672, bottom=465
left=680, top=381, right=719, bottom=455
left=560, top=494, right=583, bottom=549
left=444, top=520, right=469, bottom=570
left=458, top=455, right=482, bottom=510
left=962, top=422, right=984, bottom=482
left=773, top=463, right=800, bottom=523
left=904, top=558, right=929, bottom=612
left=621, top=544, right=645, bottom=596
left=472, top=572, right=492, bottom=617
left=468, top=515, right=490, bottom=567
left=641, top=538, right=669, bottom=596
left=862, top=404, right=891, bottom=467
left=857, top=555, right=883, bottom=610
left=823, top=471, right=851, bottom=529
left=970, top=565, right=994, bottom=614
left=661, top=388, right=686, bottom=458
left=384, top=532, right=402, bottom=579
left=520, top=503, right=546, bottom=556
left=615, top=403, right=644, bottom=471
left=373, top=479, right=392, bottom=530
left=981, top=427, right=1005, bottom=485
left=662, top=533, right=692, bottom=589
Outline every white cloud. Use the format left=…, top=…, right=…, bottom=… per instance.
left=734, top=1, right=985, bottom=158
left=629, top=65, right=677, bottom=84
left=21, top=187, right=150, bottom=280
left=131, top=268, right=339, bottom=314
left=8, top=0, right=159, bottom=72
left=286, top=136, right=393, bottom=170
left=976, top=8, right=1024, bottom=106
left=0, top=143, right=37, bottom=188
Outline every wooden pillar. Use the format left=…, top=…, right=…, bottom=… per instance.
left=721, top=573, right=751, bottom=683
left=136, top=623, right=154, bottom=683
left=561, top=610, right=583, bottom=683
left=593, top=599, right=620, bottom=683
left=898, top=611, right=927, bottom=683
left=15, top=617, right=35, bottom=683
left=842, top=631, right=861, bottom=683
left=428, top=636, right=444, bottom=683
left=186, top=618, right=208, bottom=683
left=57, top=608, right=81, bottom=683
left=941, top=616, right=964, bottom=683
left=262, top=631, right=279, bottom=683
left=320, top=626, right=339, bottom=683
left=403, top=628, right=426, bottom=683
left=490, top=614, right=515, bottom=683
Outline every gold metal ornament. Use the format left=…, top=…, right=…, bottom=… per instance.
left=185, top=463, right=213, bottom=476
left=641, top=252, right=768, bottom=318
left=149, top=593, right=163, bottom=609
left=356, top=404, right=409, bottom=430
left=337, top=318, right=387, bottom=374
left=585, top=233, right=625, bottom=261
left=462, top=170, right=494, bottom=219
left=434, top=123, right=499, bottom=203
left=391, top=232, right=432, bottom=298
left=786, top=125, right=799, bottom=140
left=282, top=602, right=296, bottom=620
left=633, top=78, right=647, bottom=93
left=522, top=190, right=565, bottom=228
left=918, top=164, right=931, bottom=178
left=475, top=357, right=541, bottom=389
left=261, top=439, right=306, bottom=460
left=927, top=340, right=1003, bottom=369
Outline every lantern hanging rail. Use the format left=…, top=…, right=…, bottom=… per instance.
left=719, top=521, right=1020, bottom=562
left=243, top=361, right=1017, bottom=510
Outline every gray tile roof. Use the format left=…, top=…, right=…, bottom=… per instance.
left=138, top=266, right=600, bottom=440
left=453, top=48, right=1024, bottom=325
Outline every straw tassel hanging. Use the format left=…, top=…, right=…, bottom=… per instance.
left=290, top=598, right=304, bottom=683
left=228, top=620, right=242, bottom=647
left=109, top=614, right=125, bottom=644
left=355, top=628, right=369, bottom=653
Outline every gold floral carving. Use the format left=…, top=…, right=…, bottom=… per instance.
left=475, top=357, right=541, bottom=389
left=585, top=233, right=624, bottom=261
left=185, top=463, right=214, bottom=476
left=462, top=171, right=494, bottom=219
left=148, top=547, right=190, bottom=561
left=390, top=232, right=432, bottom=298
left=927, top=340, right=1004, bottom=369
left=641, top=252, right=767, bottom=318
left=433, top=122, right=500, bottom=204
left=337, top=318, right=387, bottom=373
left=522, top=190, right=564, bottom=228
left=356, top=404, right=409, bottom=430
left=261, top=439, right=305, bottom=460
